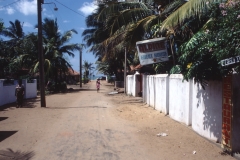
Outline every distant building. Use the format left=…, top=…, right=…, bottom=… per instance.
left=66, top=68, right=80, bottom=84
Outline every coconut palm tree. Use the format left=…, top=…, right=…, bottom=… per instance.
left=0, top=19, right=3, bottom=32
left=82, top=60, right=95, bottom=79
left=160, top=0, right=227, bottom=31
left=35, top=18, right=80, bottom=86
left=83, top=0, right=190, bottom=75
left=0, top=19, right=25, bottom=78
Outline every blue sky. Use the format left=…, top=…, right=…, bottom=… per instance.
left=0, top=0, right=101, bottom=76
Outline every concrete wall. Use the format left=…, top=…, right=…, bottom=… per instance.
left=191, top=80, right=222, bottom=142
left=0, top=80, right=17, bottom=106
left=148, top=75, right=155, bottom=108
left=154, top=74, right=169, bottom=114
left=127, top=74, right=144, bottom=97
left=131, top=74, right=230, bottom=142
left=0, top=79, right=37, bottom=106
left=23, top=79, right=37, bottom=99
left=127, top=75, right=134, bottom=95
left=169, top=74, right=192, bottom=126
left=142, top=75, right=147, bottom=103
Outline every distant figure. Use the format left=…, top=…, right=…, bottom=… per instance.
left=96, top=78, right=101, bottom=92
left=15, top=79, right=25, bottom=108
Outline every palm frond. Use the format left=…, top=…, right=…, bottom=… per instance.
left=161, top=0, right=227, bottom=31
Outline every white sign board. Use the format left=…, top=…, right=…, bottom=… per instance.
left=221, top=55, right=240, bottom=66
left=136, top=37, right=169, bottom=65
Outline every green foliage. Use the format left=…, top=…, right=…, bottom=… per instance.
left=82, top=60, right=95, bottom=79
left=0, top=19, right=3, bottom=32
left=174, top=1, right=240, bottom=85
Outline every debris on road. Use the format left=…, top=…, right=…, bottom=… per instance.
left=108, top=91, right=119, bottom=95
left=156, top=133, right=168, bottom=137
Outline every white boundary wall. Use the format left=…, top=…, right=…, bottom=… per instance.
left=0, top=79, right=37, bottom=106
left=191, top=80, right=222, bottom=142
left=127, top=75, right=134, bottom=95
left=155, top=74, right=169, bottom=114
left=169, top=74, right=192, bottom=126
left=128, top=74, right=224, bottom=142
left=127, top=74, right=142, bottom=97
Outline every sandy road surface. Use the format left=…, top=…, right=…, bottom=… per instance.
left=0, top=81, right=235, bottom=160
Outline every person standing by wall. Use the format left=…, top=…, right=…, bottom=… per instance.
left=15, top=79, right=25, bottom=108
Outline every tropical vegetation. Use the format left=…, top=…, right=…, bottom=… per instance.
left=0, top=18, right=81, bottom=91
left=83, top=0, right=239, bottom=86
left=82, top=60, right=95, bottom=79
left=1, top=0, right=239, bottom=89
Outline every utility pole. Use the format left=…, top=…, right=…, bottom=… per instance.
left=124, top=47, right=127, bottom=94
left=37, top=0, right=46, bottom=107
left=79, top=49, right=82, bottom=88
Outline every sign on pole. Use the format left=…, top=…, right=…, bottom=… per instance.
left=136, top=37, right=169, bottom=66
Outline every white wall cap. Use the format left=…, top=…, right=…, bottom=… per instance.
left=155, top=74, right=169, bottom=78
left=169, top=74, right=184, bottom=79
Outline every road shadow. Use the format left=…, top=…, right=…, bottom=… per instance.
left=0, top=131, right=17, bottom=142
left=0, top=148, right=35, bottom=160
left=23, top=98, right=40, bottom=108
left=104, top=84, right=115, bottom=87
left=49, top=88, right=102, bottom=95
left=0, top=97, right=39, bottom=111
left=45, top=106, right=107, bottom=109
left=118, top=99, right=143, bottom=104
left=0, top=117, right=8, bottom=122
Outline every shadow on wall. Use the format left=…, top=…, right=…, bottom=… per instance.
left=0, top=148, right=35, bottom=160
left=196, top=81, right=222, bottom=142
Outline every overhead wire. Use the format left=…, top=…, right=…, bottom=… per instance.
left=43, top=0, right=68, bottom=33
left=0, top=0, right=21, bottom=9
left=54, top=0, right=85, bottom=17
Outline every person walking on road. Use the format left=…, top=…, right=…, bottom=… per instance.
left=96, top=78, right=101, bottom=92
left=15, top=79, right=25, bottom=108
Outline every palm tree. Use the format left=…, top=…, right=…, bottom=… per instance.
left=1, top=19, right=24, bottom=40
left=160, top=0, right=227, bottom=31
left=0, top=19, right=3, bottom=32
left=0, top=19, right=25, bottom=78
left=82, top=60, right=95, bottom=80
left=36, top=18, right=80, bottom=87
left=82, top=0, right=189, bottom=75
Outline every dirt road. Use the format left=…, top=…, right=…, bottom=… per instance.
left=0, top=81, right=235, bottom=160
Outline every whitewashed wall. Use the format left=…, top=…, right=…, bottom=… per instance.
left=148, top=75, right=155, bottom=108
left=191, top=81, right=222, bottom=142
left=154, top=74, right=169, bottom=114
left=0, top=80, right=17, bottom=106
left=169, top=74, right=192, bottom=125
left=127, top=75, right=134, bottom=95
left=127, top=74, right=143, bottom=97
left=23, top=79, right=37, bottom=99
left=142, top=75, right=147, bottom=103
left=0, top=79, right=37, bottom=106
left=132, top=74, right=225, bottom=142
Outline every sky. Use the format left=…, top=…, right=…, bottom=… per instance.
left=0, top=0, right=101, bottom=76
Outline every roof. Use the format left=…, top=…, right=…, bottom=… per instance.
left=130, top=64, right=142, bottom=71
left=67, top=68, right=80, bottom=76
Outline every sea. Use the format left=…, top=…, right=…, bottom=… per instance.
left=90, top=75, right=105, bottom=80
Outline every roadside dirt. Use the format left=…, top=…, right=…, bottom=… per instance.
left=0, top=80, right=235, bottom=160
